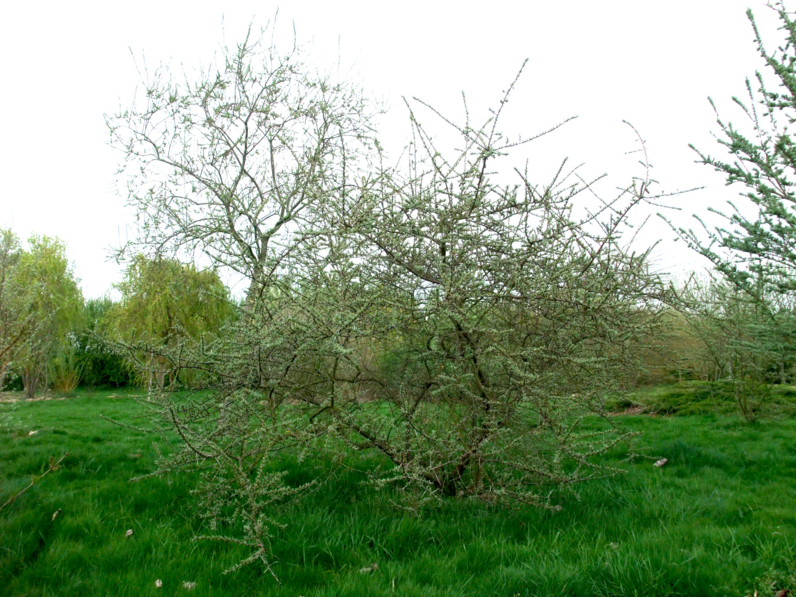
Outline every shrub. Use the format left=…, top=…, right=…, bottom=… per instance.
left=75, top=298, right=135, bottom=389
left=110, top=27, right=673, bottom=575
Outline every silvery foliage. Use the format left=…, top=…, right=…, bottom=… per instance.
left=110, top=28, right=668, bottom=576
left=675, top=2, right=796, bottom=299
left=669, top=2, right=796, bottom=411
left=108, top=25, right=376, bottom=290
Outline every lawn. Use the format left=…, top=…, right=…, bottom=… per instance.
left=612, top=380, right=796, bottom=417
left=1, top=390, right=794, bottom=596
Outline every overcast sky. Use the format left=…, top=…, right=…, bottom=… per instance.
left=0, top=0, right=785, bottom=298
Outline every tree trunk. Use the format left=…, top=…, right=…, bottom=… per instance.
left=22, top=370, right=38, bottom=399
left=156, top=355, right=168, bottom=390
left=147, top=353, right=154, bottom=394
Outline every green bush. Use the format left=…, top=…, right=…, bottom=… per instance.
left=1, top=367, right=23, bottom=392
left=75, top=337, right=134, bottom=389
left=75, top=298, right=135, bottom=390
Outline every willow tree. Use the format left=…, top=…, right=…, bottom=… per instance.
left=108, top=255, right=234, bottom=389
left=112, top=26, right=668, bottom=576
left=0, top=229, right=27, bottom=389
left=6, top=235, right=83, bottom=398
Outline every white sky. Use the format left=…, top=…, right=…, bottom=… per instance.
left=0, top=0, right=786, bottom=298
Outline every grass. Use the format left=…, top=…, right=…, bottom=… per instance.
left=609, top=380, right=796, bottom=417
left=1, top=390, right=795, bottom=596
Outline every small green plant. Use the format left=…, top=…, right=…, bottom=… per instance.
left=49, top=340, right=83, bottom=394
left=0, top=397, right=17, bottom=434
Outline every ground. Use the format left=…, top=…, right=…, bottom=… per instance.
left=1, top=389, right=794, bottom=596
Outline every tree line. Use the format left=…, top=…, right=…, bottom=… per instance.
left=0, top=237, right=234, bottom=397
left=3, top=228, right=793, bottom=404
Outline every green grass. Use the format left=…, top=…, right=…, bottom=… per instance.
left=610, top=380, right=796, bottom=417
left=1, top=391, right=795, bottom=596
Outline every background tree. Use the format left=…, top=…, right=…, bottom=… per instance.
left=0, top=229, right=29, bottom=390
left=674, top=275, right=794, bottom=419
left=109, top=255, right=234, bottom=389
left=12, top=235, right=83, bottom=398
left=74, top=297, right=135, bottom=389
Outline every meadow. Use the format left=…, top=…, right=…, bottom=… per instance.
left=1, top=389, right=795, bottom=597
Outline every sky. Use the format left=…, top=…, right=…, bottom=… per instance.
left=0, top=0, right=787, bottom=298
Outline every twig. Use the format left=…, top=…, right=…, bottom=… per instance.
left=0, top=453, right=68, bottom=511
